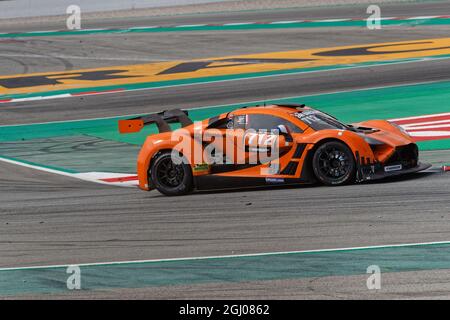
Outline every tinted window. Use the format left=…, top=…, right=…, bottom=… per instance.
left=207, top=117, right=229, bottom=129
left=295, top=110, right=347, bottom=130
left=247, top=114, right=302, bottom=133
left=232, top=114, right=248, bottom=129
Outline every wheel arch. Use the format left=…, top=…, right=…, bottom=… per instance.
left=309, top=137, right=357, bottom=160
left=147, top=148, right=193, bottom=189
left=301, top=137, right=355, bottom=182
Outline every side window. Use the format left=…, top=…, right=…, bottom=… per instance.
left=226, top=114, right=247, bottom=129
left=207, top=117, right=229, bottom=129
left=246, top=114, right=302, bottom=133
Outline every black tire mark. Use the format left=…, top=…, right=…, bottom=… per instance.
left=0, top=47, right=74, bottom=73
left=0, top=56, right=30, bottom=74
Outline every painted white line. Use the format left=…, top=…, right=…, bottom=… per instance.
left=409, top=131, right=450, bottom=137
left=407, top=16, right=440, bottom=20
left=405, top=124, right=450, bottom=130
left=176, top=24, right=207, bottom=28
left=0, top=156, right=76, bottom=178
left=77, top=28, right=107, bottom=32
left=223, top=22, right=255, bottom=26
left=0, top=156, right=136, bottom=187
left=128, top=26, right=159, bottom=30
left=406, top=120, right=450, bottom=128
left=10, top=94, right=72, bottom=103
left=390, top=112, right=450, bottom=122
left=25, top=30, right=58, bottom=34
left=315, top=18, right=350, bottom=22
left=1, top=239, right=450, bottom=271
left=270, top=20, right=303, bottom=24
left=74, top=172, right=138, bottom=187
left=10, top=97, right=42, bottom=103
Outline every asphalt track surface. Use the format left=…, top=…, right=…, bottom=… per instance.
left=1, top=1, right=449, bottom=32
left=1, top=1, right=450, bottom=299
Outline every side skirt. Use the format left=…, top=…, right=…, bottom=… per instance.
left=194, top=175, right=310, bottom=191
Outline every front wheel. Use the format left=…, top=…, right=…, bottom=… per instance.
left=150, top=151, right=193, bottom=196
left=312, top=141, right=356, bottom=186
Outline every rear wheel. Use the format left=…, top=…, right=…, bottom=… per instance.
left=312, top=141, right=356, bottom=186
left=150, top=151, right=193, bottom=196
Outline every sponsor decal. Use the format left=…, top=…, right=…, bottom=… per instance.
left=193, top=163, right=209, bottom=172
left=384, top=164, right=402, bottom=172
left=265, top=177, right=285, bottom=184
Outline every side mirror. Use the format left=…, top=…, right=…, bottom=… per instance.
left=276, top=124, right=293, bottom=143
left=276, top=124, right=290, bottom=136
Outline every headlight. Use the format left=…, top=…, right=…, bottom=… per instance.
left=389, top=122, right=410, bottom=136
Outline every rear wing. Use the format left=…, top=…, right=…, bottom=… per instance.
left=118, top=109, right=193, bottom=134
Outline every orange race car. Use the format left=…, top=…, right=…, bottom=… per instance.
left=119, top=104, right=431, bottom=196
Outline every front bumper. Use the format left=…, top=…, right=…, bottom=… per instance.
left=357, top=162, right=432, bottom=182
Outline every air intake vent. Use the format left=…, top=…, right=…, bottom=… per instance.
left=293, top=144, right=306, bottom=158
left=280, top=161, right=298, bottom=175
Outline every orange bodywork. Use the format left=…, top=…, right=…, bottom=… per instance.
left=118, top=119, right=144, bottom=133
left=121, top=105, right=418, bottom=191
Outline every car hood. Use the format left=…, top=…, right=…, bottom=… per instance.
left=351, top=119, right=414, bottom=147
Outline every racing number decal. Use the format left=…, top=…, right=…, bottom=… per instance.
left=244, top=131, right=279, bottom=151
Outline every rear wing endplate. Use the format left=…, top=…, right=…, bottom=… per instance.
left=118, top=109, right=193, bottom=134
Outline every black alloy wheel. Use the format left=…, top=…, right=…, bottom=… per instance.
left=312, top=141, right=356, bottom=186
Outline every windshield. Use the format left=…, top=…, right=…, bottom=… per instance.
left=294, top=110, right=348, bottom=131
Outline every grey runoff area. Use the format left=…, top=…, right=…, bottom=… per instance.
left=0, top=0, right=235, bottom=19
left=0, top=0, right=417, bottom=20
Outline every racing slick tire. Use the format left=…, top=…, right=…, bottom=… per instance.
left=150, top=151, right=193, bottom=196
left=312, top=141, right=356, bottom=186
